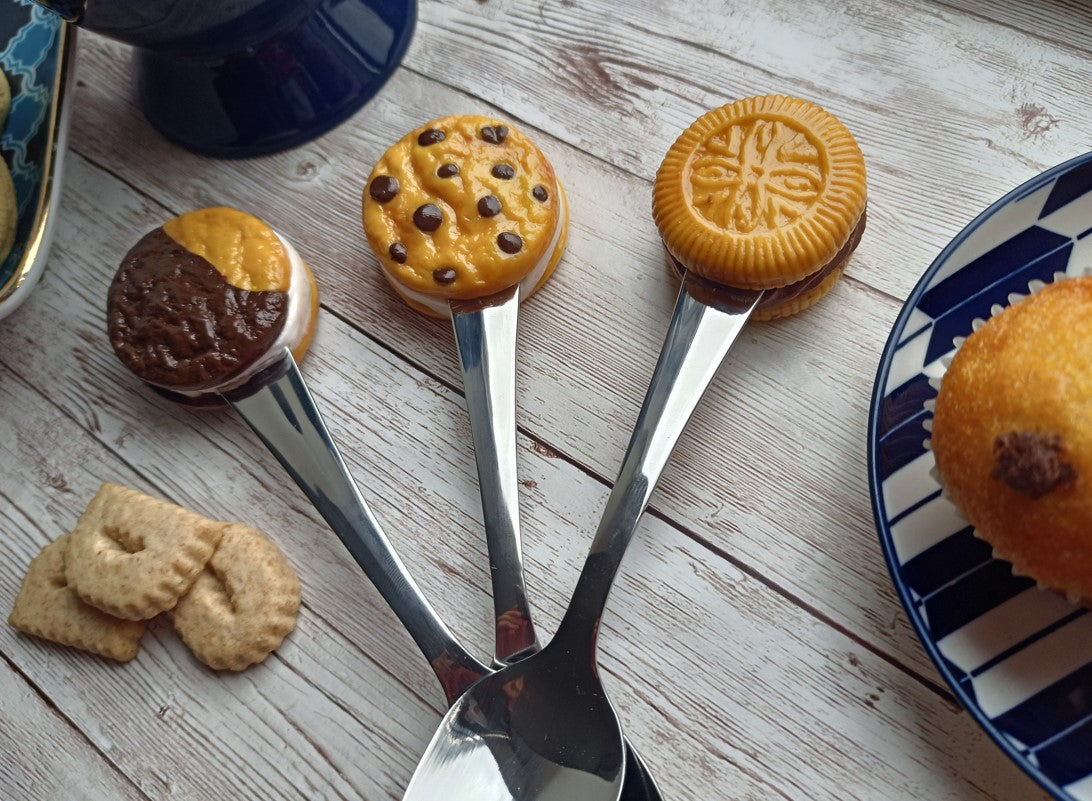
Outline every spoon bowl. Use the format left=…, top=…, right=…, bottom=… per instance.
left=405, top=643, right=624, bottom=800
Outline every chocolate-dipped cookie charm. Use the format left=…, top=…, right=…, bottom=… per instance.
left=107, top=207, right=320, bottom=398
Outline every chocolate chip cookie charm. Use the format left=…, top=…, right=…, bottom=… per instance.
left=362, top=115, right=569, bottom=317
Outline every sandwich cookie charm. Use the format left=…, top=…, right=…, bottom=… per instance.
left=653, top=94, right=867, bottom=319
left=362, top=115, right=568, bottom=316
left=107, top=206, right=320, bottom=401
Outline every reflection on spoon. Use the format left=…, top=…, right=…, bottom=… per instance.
left=449, top=285, right=665, bottom=801
left=401, top=274, right=762, bottom=801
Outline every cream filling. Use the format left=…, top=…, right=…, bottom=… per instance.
left=177, top=231, right=312, bottom=396
left=382, top=180, right=566, bottom=315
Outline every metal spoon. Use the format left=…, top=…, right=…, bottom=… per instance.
left=224, top=349, right=648, bottom=792
left=401, top=272, right=763, bottom=801
left=221, top=340, right=662, bottom=798
left=222, top=354, right=491, bottom=703
left=449, top=287, right=664, bottom=801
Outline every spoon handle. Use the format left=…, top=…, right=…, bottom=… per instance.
left=450, top=286, right=540, bottom=664
left=224, top=353, right=488, bottom=703
left=557, top=273, right=763, bottom=647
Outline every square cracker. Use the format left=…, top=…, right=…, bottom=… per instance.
left=8, top=535, right=146, bottom=662
left=65, top=483, right=226, bottom=620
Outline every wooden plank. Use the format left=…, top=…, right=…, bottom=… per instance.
left=0, top=657, right=148, bottom=800
left=60, top=49, right=943, bottom=683
left=401, top=0, right=1092, bottom=302
left=0, top=373, right=447, bottom=801
left=0, top=152, right=1050, bottom=800
left=937, top=0, right=1092, bottom=54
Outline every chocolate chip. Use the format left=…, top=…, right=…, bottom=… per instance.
left=532, top=184, right=549, bottom=202
left=418, top=128, right=445, bottom=146
left=492, top=163, right=515, bottom=180
left=389, top=242, right=407, bottom=263
left=992, top=431, right=1077, bottom=498
left=437, top=163, right=459, bottom=178
left=369, top=175, right=399, bottom=203
left=497, top=232, right=523, bottom=253
left=433, top=268, right=457, bottom=285
left=413, top=204, right=443, bottom=232
left=481, top=125, right=509, bottom=144
left=478, top=195, right=502, bottom=217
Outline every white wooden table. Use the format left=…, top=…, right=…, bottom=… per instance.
left=3, top=1, right=1089, bottom=798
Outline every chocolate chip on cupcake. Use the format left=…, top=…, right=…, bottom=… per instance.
left=930, top=276, right=1092, bottom=604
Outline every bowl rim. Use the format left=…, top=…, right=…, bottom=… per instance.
left=0, top=19, right=75, bottom=316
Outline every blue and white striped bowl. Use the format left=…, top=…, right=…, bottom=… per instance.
left=869, top=152, right=1092, bottom=801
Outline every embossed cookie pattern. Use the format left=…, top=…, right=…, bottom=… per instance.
left=688, top=118, right=823, bottom=234
left=654, top=94, right=867, bottom=291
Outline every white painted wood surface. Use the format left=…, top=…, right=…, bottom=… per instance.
left=3, top=0, right=1088, bottom=798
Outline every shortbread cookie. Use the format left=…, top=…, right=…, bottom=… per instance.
left=653, top=95, right=867, bottom=319
left=362, top=115, right=568, bottom=317
left=8, top=536, right=146, bottom=662
left=64, top=484, right=226, bottom=620
left=171, top=523, right=300, bottom=671
left=107, top=207, right=320, bottom=397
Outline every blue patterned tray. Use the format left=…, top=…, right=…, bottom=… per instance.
left=869, top=152, right=1092, bottom=801
left=0, top=0, right=72, bottom=318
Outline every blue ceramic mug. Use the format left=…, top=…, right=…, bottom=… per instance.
left=34, top=0, right=416, bottom=156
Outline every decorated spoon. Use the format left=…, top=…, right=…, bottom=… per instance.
left=398, top=94, right=868, bottom=801
left=400, top=276, right=762, bottom=801
left=361, top=115, right=664, bottom=799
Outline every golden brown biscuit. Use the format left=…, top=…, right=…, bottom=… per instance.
left=653, top=95, right=867, bottom=319
left=0, top=160, right=16, bottom=268
left=108, top=207, right=320, bottom=397
left=8, top=536, right=146, bottom=662
left=0, top=69, right=10, bottom=125
left=931, top=276, right=1092, bottom=603
left=362, top=115, right=568, bottom=317
left=171, top=523, right=300, bottom=671
left=64, top=484, right=226, bottom=620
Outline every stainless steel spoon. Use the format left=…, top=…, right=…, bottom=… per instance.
left=222, top=348, right=648, bottom=787
left=222, top=354, right=491, bottom=704
left=221, top=339, right=663, bottom=799
left=401, top=272, right=763, bottom=801
left=449, top=287, right=664, bottom=801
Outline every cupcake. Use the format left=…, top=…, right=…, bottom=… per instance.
left=930, top=276, right=1092, bottom=603
left=652, top=95, right=867, bottom=319
left=362, top=115, right=568, bottom=317
left=107, top=207, right=320, bottom=399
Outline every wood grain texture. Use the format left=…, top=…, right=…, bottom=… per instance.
left=0, top=657, right=148, bottom=800
left=3, top=0, right=1084, bottom=798
left=402, top=0, right=1092, bottom=301
left=938, top=0, right=1092, bottom=54
left=0, top=154, right=1050, bottom=799
left=64, top=40, right=947, bottom=687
